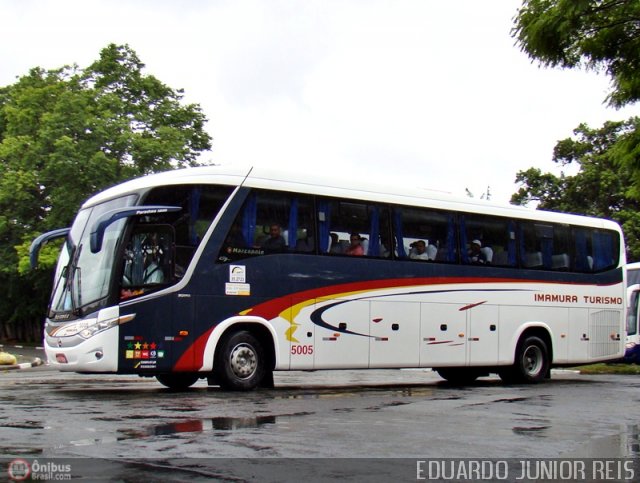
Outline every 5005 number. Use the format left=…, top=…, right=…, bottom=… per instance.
left=291, top=344, right=314, bottom=355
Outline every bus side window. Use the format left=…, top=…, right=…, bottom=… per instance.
left=393, top=206, right=452, bottom=262
left=460, top=214, right=515, bottom=267
left=573, top=227, right=619, bottom=273
left=121, top=225, right=174, bottom=299
left=318, top=198, right=389, bottom=258
left=628, top=290, right=640, bottom=337
left=551, top=224, right=571, bottom=271
left=142, top=184, right=233, bottom=271
left=218, top=190, right=314, bottom=261
left=519, top=223, right=547, bottom=269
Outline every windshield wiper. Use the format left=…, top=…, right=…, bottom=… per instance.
left=75, top=267, right=82, bottom=315
left=66, top=243, right=83, bottom=315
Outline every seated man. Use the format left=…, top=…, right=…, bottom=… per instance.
left=262, top=223, right=286, bottom=253
left=468, top=239, right=488, bottom=264
left=410, top=240, right=431, bottom=260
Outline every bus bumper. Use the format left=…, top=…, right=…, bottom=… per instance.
left=45, top=324, right=119, bottom=372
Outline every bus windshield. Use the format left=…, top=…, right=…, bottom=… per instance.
left=50, top=195, right=137, bottom=317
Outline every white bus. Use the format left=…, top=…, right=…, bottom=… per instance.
left=30, top=166, right=626, bottom=389
left=624, top=262, right=640, bottom=363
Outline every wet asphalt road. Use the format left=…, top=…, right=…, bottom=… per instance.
left=1, top=346, right=640, bottom=481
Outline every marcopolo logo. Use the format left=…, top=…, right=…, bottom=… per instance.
left=8, top=459, right=72, bottom=481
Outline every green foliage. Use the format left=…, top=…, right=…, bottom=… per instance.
left=513, top=0, right=640, bottom=107
left=0, top=44, right=212, bottom=341
left=575, top=363, right=640, bottom=374
left=511, top=119, right=640, bottom=261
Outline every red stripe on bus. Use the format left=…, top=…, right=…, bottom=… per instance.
left=173, top=326, right=215, bottom=372
left=459, top=301, right=487, bottom=311
left=244, top=276, right=528, bottom=319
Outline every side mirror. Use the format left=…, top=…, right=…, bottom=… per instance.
left=29, top=228, right=71, bottom=269
left=90, top=205, right=181, bottom=253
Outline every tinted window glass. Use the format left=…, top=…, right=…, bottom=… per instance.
left=393, top=206, right=455, bottom=262
left=461, top=214, right=515, bottom=266
left=318, top=198, right=390, bottom=258
left=219, top=189, right=314, bottom=261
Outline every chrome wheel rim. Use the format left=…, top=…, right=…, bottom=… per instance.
left=523, top=345, right=543, bottom=376
left=229, top=343, right=258, bottom=380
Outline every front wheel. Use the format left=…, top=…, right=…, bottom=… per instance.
left=215, top=331, right=266, bottom=391
left=156, top=373, right=200, bottom=390
left=500, top=335, right=550, bottom=384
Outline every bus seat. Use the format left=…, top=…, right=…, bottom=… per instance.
left=426, top=244, right=438, bottom=260
left=435, top=247, right=449, bottom=262
left=493, top=251, right=509, bottom=266
left=339, top=240, right=350, bottom=252
left=552, top=253, right=570, bottom=270
left=361, top=238, right=369, bottom=255
left=481, top=246, right=493, bottom=263
left=524, top=251, right=543, bottom=268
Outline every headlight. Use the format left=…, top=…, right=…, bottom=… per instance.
left=51, top=314, right=133, bottom=340
left=52, top=317, right=117, bottom=339
left=79, top=318, right=119, bottom=339
left=53, top=320, right=95, bottom=337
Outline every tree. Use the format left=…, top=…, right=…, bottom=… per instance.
left=512, top=1, right=640, bottom=248
left=0, top=44, right=212, bottom=341
left=511, top=119, right=640, bottom=261
left=513, top=0, right=640, bottom=107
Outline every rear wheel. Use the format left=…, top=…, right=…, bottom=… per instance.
left=499, top=335, right=549, bottom=384
left=156, top=373, right=200, bottom=390
left=215, top=330, right=266, bottom=391
left=436, top=368, right=480, bottom=385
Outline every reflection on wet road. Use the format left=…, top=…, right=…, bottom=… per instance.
left=1, top=369, right=639, bottom=461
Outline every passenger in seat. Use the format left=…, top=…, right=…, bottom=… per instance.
left=410, top=240, right=431, bottom=260
left=468, top=239, right=488, bottom=264
left=345, top=232, right=364, bottom=256
left=262, top=224, right=286, bottom=253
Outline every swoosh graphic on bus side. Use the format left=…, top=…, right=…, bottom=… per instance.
left=306, top=288, right=527, bottom=338
left=174, top=274, right=620, bottom=371
left=309, top=299, right=369, bottom=337
left=238, top=275, right=578, bottom=343
left=243, top=276, right=526, bottom=321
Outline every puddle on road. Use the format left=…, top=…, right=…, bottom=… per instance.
left=512, top=425, right=550, bottom=437
left=116, top=412, right=312, bottom=442
left=623, top=424, right=640, bottom=456
left=0, top=421, right=44, bottom=430
left=562, top=424, right=640, bottom=458
left=271, top=385, right=436, bottom=401
left=0, top=446, right=43, bottom=456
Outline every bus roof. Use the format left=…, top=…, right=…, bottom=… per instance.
left=83, top=165, right=620, bottom=231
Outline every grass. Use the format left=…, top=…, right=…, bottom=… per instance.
left=572, top=363, right=640, bottom=375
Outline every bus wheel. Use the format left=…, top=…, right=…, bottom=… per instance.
left=156, top=373, right=200, bottom=390
left=436, top=368, right=479, bottom=385
left=216, top=330, right=266, bottom=391
left=500, top=336, right=549, bottom=384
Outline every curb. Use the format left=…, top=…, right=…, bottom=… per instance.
left=0, top=357, right=44, bottom=370
left=0, top=344, right=45, bottom=351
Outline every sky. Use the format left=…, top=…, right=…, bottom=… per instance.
left=1, top=0, right=639, bottom=204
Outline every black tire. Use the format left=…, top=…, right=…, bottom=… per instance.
left=436, top=368, right=479, bottom=385
left=215, top=330, right=266, bottom=391
left=156, top=373, right=200, bottom=390
left=500, top=335, right=550, bottom=384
